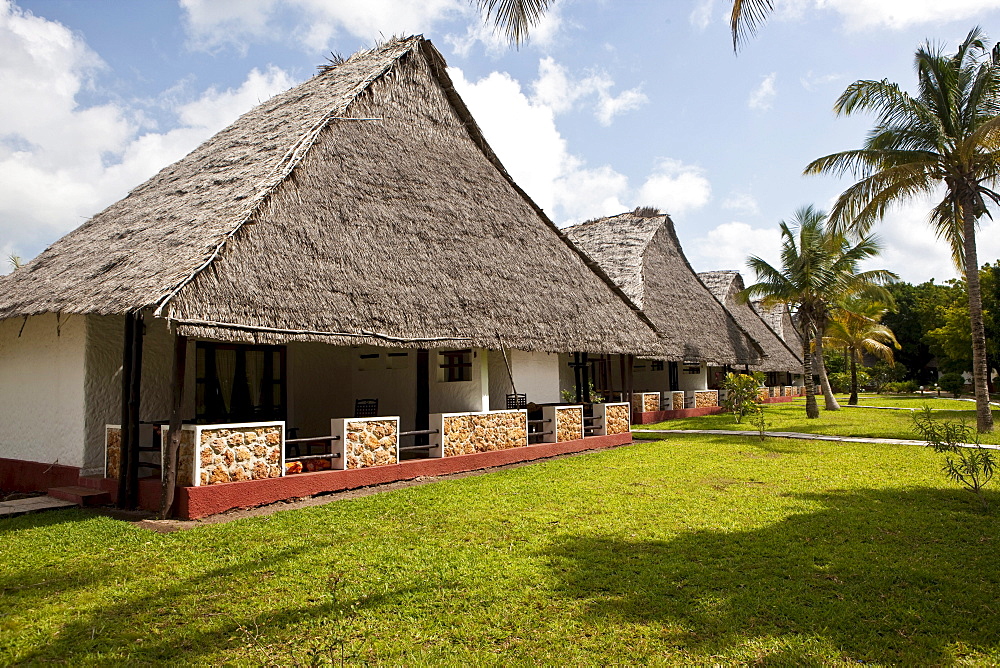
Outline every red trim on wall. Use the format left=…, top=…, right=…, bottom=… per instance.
left=175, top=432, right=633, bottom=519
left=0, top=457, right=81, bottom=493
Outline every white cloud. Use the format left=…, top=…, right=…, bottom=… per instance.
left=799, top=70, right=842, bottom=91
left=0, top=1, right=295, bottom=269
left=690, top=221, right=783, bottom=273
left=529, top=57, right=647, bottom=126
left=748, top=72, right=777, bottom=110
left=722, top=192, right=760, bottom=215
left=636, top=159, right=712, bottom=215
left=182, top=0, right=550, bottom=55
left=778, top=0, right=1000, bottom=31
left=689, top=0, right=718, bottom=30
left=449, top=65, right=703, bottom=225
left=446, top=0, right=564, bottom=56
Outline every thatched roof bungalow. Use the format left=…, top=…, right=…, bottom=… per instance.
left=0, top=36, right=655, bottom=513
left=563, top=209, right=764, bottom=401
left=697, top=270, right=803, bottom=377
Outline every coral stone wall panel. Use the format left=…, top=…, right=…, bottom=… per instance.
left=671, top=391, right=686, bottom=411
left=694, top=390, right=718, bottom=408
left=556, top=406, right=583, bottom=442
left=165, top=422, right=283, bottom=487
left=105, top=426, right=121, bottom=480
left=604, top=403, right=631, bottom=435
left=344, top=418, right=398, bottom=469
left=435, top=410, right=527, bottom=457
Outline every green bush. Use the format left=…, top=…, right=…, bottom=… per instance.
left=913, top=406, right=995, bottom=510
left=721, top=372, right=765, bottom=424
left=938, top=373, right=966, bottom=398
left=829, top=369, right=870, bottom=394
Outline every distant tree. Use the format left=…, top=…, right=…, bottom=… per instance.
left=742, top=205, right=896, bottom=419
left=823, top=298, right=900, bottom=405
left=805, top=28, right=1000, bottom=432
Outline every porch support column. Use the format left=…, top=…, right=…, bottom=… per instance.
left=160, top=334, right=188, bottom=519
left=625, top=354, right=635, bottom=423
left=415, top=349, right=429, bottom=446
left=117, top=311, right=144, bottom=509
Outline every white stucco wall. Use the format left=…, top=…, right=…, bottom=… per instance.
left=286, top=345, right=487, bottom=435
left=82, top=314, right=187, bottom=475
left=429, top=348, right=489, bottom=415
left=631, top=360, right=672, bottom=393
left=488, top=349, right=560, bottom=409
left=0, top=314, right=87, bottom=467
left=678, top=362, right=709, bottom=391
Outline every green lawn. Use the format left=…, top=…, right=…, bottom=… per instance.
left=3, top=435, right=1000, bottom=665
left=637, top=394, right=1000, bottom=445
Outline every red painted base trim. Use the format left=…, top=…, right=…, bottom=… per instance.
left=764, top=396, right=796, bottom=403
left=0, top=456, right=81, bottom=493
left=1, top=456, right=162, bottom=512
left=633, top=406, right=724, bottom=424
left=175, top=432, right=633, bottom=520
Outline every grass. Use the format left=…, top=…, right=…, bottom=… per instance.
left=3, top=435, right=1000, bottom=665
left=638, top=394, right=1000, bottom=445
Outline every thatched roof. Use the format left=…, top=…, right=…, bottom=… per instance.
left=0, top=36, right=661, bottom=354
left=698, top=270, right=803, bottom=373
left=752, top=300, right=804, bottom=356
left=564, top=210, right=763, bottom=365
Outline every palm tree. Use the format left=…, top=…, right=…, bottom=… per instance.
left=475, top=0, right=771, bottom=49
left=741, top=205, right=896, bottom=419
left=824, top=299, right=900, bottom=405
left=805, top=27, right=1000, bottom=432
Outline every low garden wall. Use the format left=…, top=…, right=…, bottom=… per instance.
left=429, top=410, right=528, bottom=457
left=542, top=405, right=583, bottom=442
left=331, top=416, right=399, bottom=470
left=591, top=402, right=630, bottom=436
left=162, top=421, right=284, bottom=487
left=631, top=392, right=661, bottom=414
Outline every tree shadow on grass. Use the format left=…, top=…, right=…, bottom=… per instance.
left=542, top=486, right=1000, bottom=664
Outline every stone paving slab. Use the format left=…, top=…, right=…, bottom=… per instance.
left=0, top=495, right=77, bottom=519
left=636, top=428, right=1000, bottom=450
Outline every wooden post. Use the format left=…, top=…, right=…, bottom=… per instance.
left=415, top=349, right=429, bottom=446
left=618, top=354, right=627, bottom=403
left=160, top=334, right=187, bottom=519
left=625, top=354, right=635, bottom=423
left=117, top=313, right=135, bottom=508
left=125, top=311, right=144, bottom=509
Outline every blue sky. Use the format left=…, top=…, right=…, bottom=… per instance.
left=4, top=0, right=1000, bottom=283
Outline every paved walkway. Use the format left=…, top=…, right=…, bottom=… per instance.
left=0, top=495, right=76, bottom=519
left=636, top=429, right=1000, bottom=450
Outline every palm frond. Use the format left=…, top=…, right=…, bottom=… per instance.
left=476, top=0, right=554, bottom=45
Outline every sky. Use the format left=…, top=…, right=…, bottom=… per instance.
left=3, top=0, right=1000, bottom=284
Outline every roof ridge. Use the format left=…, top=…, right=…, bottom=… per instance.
left=154, top=36, right=422, bottom=318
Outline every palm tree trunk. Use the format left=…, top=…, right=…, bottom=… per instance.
left=802, top=322, right=819, bottom=419
left=849, top=349, right=858, bottom=405
left=813, top=327, right=841, bottom=411
left=962, top=199, right=995, bottom=433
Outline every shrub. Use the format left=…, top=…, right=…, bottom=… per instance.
left=828, top=369, right=870, bottom=394
left=913, top=407, right=995, bottom=510
left=938, top=373, right=966, bottom=398
left=721, top=372, right=764, bottom=424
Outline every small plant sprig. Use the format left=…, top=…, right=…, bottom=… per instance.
left=750, top=403, right=768, bottom=441
left=913, top=406, right=995, bottom=510
left=721, top=372, right=765, bottom=424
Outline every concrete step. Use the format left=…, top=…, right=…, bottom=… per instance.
left=0, top=495, right=77, bottom=519
left=47, top=486, right=111, bottom=506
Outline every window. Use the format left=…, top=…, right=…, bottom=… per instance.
left=439, top=349, right=472, bottom=382
left=195, top=343, right=286, bottom=423
left=651, top=360, right=665, bottom=371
